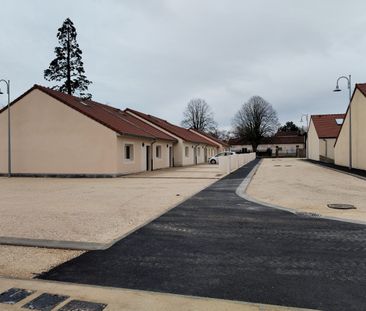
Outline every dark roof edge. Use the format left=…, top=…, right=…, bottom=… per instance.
left=125, top=108, right=215, bottom=145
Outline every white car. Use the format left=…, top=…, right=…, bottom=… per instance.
left=208, top=151, right=236, bottom=164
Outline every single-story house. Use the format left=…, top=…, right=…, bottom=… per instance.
left=188, top=129, right=229, bottom=153
left=0, top=85, right=177, bottom=176
left=307, top=114, right=344, bottom=163
left=229, top=131, right=305, bottom=157
left=335, top=83, right=366, bottom=170
left=125, top=108, right=219, bottom=166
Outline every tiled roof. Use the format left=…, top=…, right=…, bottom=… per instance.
left=188, top=129, right=230, bottom=147
left=311, top=113, right=345, bottom=139
left=2, top=85, right=177, bottom=142
left=262, top=135, right=305, bottom=144
left=125, top=108, right=218, bottom=146
left=229, top=135, right=304, bottom=146
left=355, top=83, right=366, bottom=97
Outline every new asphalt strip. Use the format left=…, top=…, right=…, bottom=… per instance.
left=38, top=159, right=366, bottom=311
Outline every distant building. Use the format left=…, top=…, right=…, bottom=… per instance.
left=307, top=114, right=344, bottom=163
left=229, top=131, right=305, bottom=157
left=335, top=83, right=366, bottom=170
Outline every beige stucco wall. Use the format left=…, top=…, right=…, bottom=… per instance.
left=319, top=138, right=336, bottom=160
left=335, top=88, right=366, bottom=170
left=152, top=141, right=173, bottom=170
left=307, top=120, right=320, bottom=161
left=116, top=138, right=173, bottom=173
left=0, top=89, right=119, bottom=175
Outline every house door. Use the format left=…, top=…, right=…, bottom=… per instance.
left=204, top=148, right=208, bottom=162
left=194, top=148, right=197, bottom=165
left=169, top=147, right=173, bottom=167
left=146, top=146, right=150, bottom=171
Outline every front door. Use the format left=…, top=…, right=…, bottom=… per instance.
left=169, top=146, right=173, bottom=167
left=146, top=146, right=150, bottom=171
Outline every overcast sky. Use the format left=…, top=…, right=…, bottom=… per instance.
left=1, top=0, right=365, bottom=130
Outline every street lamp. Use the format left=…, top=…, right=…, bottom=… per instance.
left=300, top=114, right=309, bottom=158
left=0, top=79, right=11, bottom=177
left=333, top=75, right=352, bottom=170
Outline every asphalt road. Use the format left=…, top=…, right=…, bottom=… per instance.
left=39, top=159, right=366, bottom=311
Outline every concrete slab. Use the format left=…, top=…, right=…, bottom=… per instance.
left=0, top=277, right=319, bottom=311
left=0, top=164, right=221, bottom=248
left=246, top=158, right=366, bottom=223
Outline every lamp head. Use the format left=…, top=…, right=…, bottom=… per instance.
left=333, top=84, right=341, bottom=92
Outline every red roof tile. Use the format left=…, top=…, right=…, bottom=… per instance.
left=356, top=83, right=366, bottom=97
left=189, top=129, right=230, bottom=147
left=1, top=85, right=177, bottom=142
left=311, top=114, right=345, bottom=139
left=125, top=108, right=218, bottom=146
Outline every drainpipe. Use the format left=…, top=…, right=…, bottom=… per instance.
left=150, top=139, right=156, bottom=171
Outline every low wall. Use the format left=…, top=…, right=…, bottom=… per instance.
left=219, top=153, right=256, bottom=174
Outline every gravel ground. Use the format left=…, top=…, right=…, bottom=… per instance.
left=0, top=164, right=221, bottom=279
left=0, top=246, right=83, bottom=279
left=246, top=158, right=366, bottom=222
left=0, top=165, right=220, bottom=244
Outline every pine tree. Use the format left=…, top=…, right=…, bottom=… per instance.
left=44, top=18, right=92, bottom=99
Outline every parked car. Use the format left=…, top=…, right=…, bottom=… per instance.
left=208, top=151, right=236, bottom=164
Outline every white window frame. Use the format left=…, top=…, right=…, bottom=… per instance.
left=156, top=145, right=162, bottom=159
left=124, top=143, right=134, bottom=162
left=185, top=146, right=189, bottom=157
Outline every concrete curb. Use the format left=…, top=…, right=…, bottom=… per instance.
left=0, top=237, right=106, bottom=251
left=236, top=160, right=366, bottom=226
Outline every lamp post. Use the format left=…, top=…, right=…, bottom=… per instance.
left=333, top=75, right=352, bottom=170
left=300, top=114, right=309, bottom=158
left=0, top=79, right=11, bottom=177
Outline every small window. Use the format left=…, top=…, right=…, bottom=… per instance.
left=185, top=146, right=189, bottom=157
left=124, top=144, right=134, bottom=160
left=156, top=145, right=162, bottom=158
left=335, top=118, right=344, bottom=125
left=197, top=147, right=201, bottom=156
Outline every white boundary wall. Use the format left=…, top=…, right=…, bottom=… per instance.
left=219, top=153, right=256, bottom=174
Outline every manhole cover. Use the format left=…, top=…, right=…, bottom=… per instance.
left=327, top=204, right=356, bottom=210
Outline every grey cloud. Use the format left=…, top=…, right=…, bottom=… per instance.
left=1, top=0, right=365, bottom=130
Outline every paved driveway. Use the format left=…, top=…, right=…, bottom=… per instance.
left=39, top=160, right=366, bottom=311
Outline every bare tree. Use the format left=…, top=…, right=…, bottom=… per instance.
left=209, top=128, right=233, bottom=142
left=181, top=98, right=217, bottom=132
left=233, top=96, right=279, bottom=151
